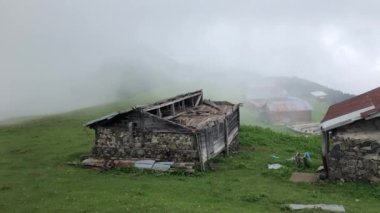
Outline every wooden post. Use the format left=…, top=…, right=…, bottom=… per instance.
left=237, top=107, right=240, bottom=129
left=322, top=129, right=329, bottom=178
left=194, top=132, right=205, bottom=171
left=204, top=129, right=209, bottom=160
left=171, top=104, right=175, bottom=116
left=195, top=95, right=202, bottom=106
left=157, top=108, right=162, bottom=117
left=224, top=118, right=230, bottom=156
left=158, top=109, right=161, bottom=117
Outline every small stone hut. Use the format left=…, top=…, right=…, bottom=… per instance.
left=84, top=90, right=240, bottom=170
left=321, top=87, right=380, bottom=181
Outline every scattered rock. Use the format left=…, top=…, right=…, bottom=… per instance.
left=134, top=160, right=155, bottom=169
left=267, top=164, right=282, bottom=170
left=81, top=158, right=105, bottom=167
left=368, top=176, right=380, bottom=183
left=316, top=165, right=325, bottom=173
left=152, top=162, right=174, bottom=171
left=117, top=160, right=135, bottom=168
left=287, top=204, right=345, bottom=212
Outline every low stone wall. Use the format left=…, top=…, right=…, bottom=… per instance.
left=91, top=127, right=198, bottom=162
left=328, top=136, right=380, bottom=181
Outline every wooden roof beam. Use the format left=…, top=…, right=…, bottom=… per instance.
left=143, top=92, right=202, bottom=111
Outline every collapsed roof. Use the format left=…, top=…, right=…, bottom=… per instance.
left=321, top=87, right=380, bottom=131
left=85, top=90, right=237, bottom=130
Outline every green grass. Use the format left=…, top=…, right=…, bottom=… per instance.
left=1, top=103, right=380, bottom=212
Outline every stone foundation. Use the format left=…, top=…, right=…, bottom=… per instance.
left=328, top=137, right=380, bottom=181
left=91, top=127, right=198, bottom=162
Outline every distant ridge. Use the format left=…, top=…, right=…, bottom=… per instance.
left=266, top=76, right=354, bottom=105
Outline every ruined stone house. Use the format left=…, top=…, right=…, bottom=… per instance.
left=321, top=87, right=380, bottom=181
left=84, top=90, right=240, bottom=170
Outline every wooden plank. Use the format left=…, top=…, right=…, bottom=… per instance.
left=157, top=108, right=162, bottom=117
left=181, top=100, right=185, bottom=110
left=232, top=103, right=240, bottom=112
left=227, top=127, right=239, bottom=145
left=322, top=130, right=329, bottom=177
left=194, top=133, right=205, bottom=171
left=141, top=111, right=192, bottom=132
left=205, top=129, right=210, bottom=159
left=162, top=111, right=187, bottom=120
left=195, top=94, right=202, bottom=106
left=171, top=104, right=175, bottom=116
left=143, top=92, right=202, bottom=111
left=199, top=132, right=208, bottom=164
left=212, top=137, right=225, bottom=156
left=237, top=107, right=240, bottom=129
left=201, top=147, right=208, bottom=163
left=224, top=119, right=230, bottom=156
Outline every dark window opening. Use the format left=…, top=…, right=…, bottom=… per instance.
left=161, top=105, right=172, bottom=117
left=184, top=98, right=194, bottom=108
left=174, top=102, right=185, bottom=114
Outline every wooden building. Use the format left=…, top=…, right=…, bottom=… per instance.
left=84, top=90, right=240, bottom=170
left=261, top=97, right=312, bottom=124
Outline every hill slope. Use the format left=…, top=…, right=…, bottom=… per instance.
left=267, top=76, right=354, bottom=105
left=1, top=102, right=379, bottom=212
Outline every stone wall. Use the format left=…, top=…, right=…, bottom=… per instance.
left=91, top=127, right=198, bottom=162
left=328, top=138, right=380, bottom=181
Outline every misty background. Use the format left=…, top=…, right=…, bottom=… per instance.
left=1, top=0, right=380, bottom=120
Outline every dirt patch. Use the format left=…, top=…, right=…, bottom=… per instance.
left=289, top=172, right=319, bottom=183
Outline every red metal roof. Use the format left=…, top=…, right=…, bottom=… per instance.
left=321, top=87, right=380, bottom=122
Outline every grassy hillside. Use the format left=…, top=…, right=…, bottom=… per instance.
left=1, top=101, right=380, bottom=212
left=267, top=76, right=354, bottom=105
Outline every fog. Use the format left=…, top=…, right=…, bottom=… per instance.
left=1, top=0, right=380, bottom=120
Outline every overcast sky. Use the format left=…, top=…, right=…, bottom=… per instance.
left=1, top=0, right=380, bottom=119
